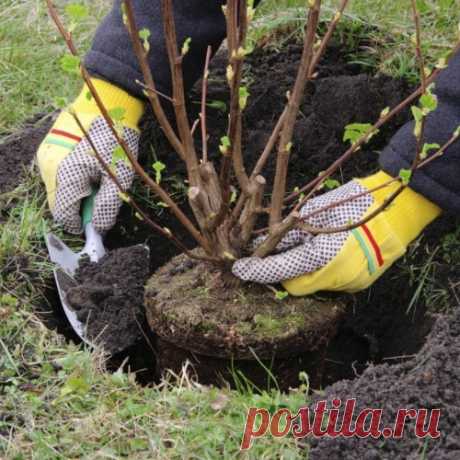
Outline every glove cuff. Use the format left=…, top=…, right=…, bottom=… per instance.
left=358, top=171, right=442, bottom=247
left=72, top=79, right=145, bottom=130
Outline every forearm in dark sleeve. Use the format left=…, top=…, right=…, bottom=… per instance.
left=84, top=0, right=228, bottom=98
left=380, top=50, right=460, bottom=215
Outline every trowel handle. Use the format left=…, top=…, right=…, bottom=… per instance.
left=81, top=189, right=106, bottom=263
left=82, top=189, right=97, bottom=228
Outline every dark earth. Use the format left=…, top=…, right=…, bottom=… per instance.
left=67, top=245, right=150, bottom=354
left=1, top=36, right=459, bottom=459
left=0, top=112, right=56, bottom=195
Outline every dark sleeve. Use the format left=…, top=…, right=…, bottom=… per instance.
left=84, top=0, right=228, bottom=98
left=380, top=50, right=460, bottom=215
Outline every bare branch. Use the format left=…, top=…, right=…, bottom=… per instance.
left=254, top=131, right=460, bottom=238
left=297, top=186, right=404, bottom=235
left=160, top=0, right=201, bottom=187
left=284, top=43, right=460, bottom=206
left=308, top=0, right=349, bottom=77
left=124, top=0, right=185, bottom=160
left=253, top=212, right=300, bottom=258
left=269, top=0, right=321, bottom=228
left=201, top=46, right=212, bottom=163
left=220, top=0, right=250, bottom=203
left=239, top=175, right=266, bottom=246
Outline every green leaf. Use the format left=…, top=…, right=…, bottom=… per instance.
left=118, top=192, right=131, bottom=203
left=182, top=37, right=192, bottom=56
left=121, top=3, right=128, bottom=25
left=219, top=136, right=231, bottom=155
left=60, top=54, right=80, bottom=75
left=65, top=3, right=89, bottom=21
left=411, top=105, right=424, bottom=122
left=139, top=28, right=151, bottom=53
left=380, top=106, right=390, bottom=118
left=239, top=86, right=250, bottom=110
left=275, top=290, right=289, bottom=301
left=324, top=178, right=341, bottom=190
left=112, top=146, right=130, bottom=169
left=207, top=100, right=227, bottom=112
left=420, top=89, right=438, bottom=113
left=293, top=186, right=305, bottom=203
left=85, top=91, right=92, bottom=101
left=139, top=28, right=150, bottom=41
left=399, top=168, right=412, bottom=185
left=152, top=161, right=166, bottom=184
left=421, top=143, right=440, bottom=160
left=108, top=107, right=126, bottom=122
left=343, top=123, right=376, bottom=145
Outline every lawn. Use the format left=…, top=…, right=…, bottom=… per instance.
left=1, top=1, right=459, bottom=459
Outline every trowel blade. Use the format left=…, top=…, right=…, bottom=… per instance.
left=53, top=267, right=92, bottom=345
left=45, top=233, right=80, bottom=276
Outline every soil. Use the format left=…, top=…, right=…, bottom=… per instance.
left=0, top=113, right=54, bottom=194
left=308, top=305, right=460, bottom=459
left=145, top=252, right=345, bottom=389
left=66, top=245, right=150, bottom=354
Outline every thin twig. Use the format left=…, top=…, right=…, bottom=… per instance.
left=409, top=0, right=427, bottom=170
left=124, top=0, right=185, bottom=159
left=135, top=80, right=175, bottom=103
left=308, top=0, right=349, bottom=77
left=201, top=46, right=212, bottom=163
left=253, top=130, right=460, bottom=237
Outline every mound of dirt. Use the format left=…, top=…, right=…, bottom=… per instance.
left=66, top=245, right=150, bottom=354
left=0, top=113, right=54, bottom=194
left=308, top=305, right=460, bottom=459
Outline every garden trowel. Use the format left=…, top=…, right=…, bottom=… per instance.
left=45, top=190, right=105, bottom=346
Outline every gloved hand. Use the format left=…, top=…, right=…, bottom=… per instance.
left=37, top=79, right=144, bottom=234
left=233, top=171, right=441, bottom=296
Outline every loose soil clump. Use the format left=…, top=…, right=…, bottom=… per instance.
left=145, top=252, right=345, bottom=389
left=65, top=245, right=150, bottom=354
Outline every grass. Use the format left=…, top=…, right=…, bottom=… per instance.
left=0, top=0, right=108, bottom=134
left=0, top=177, right=307, bottom=459
left=253, top=0, right=459, bottom=82
left=1, top=0, right=460, bottom=458
left=1, top=0, right=459, bottom=134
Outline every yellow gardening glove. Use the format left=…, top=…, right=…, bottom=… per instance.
left=233, top=171, right=441, bottom=296
left=37, top=79, right=144, bottom=234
